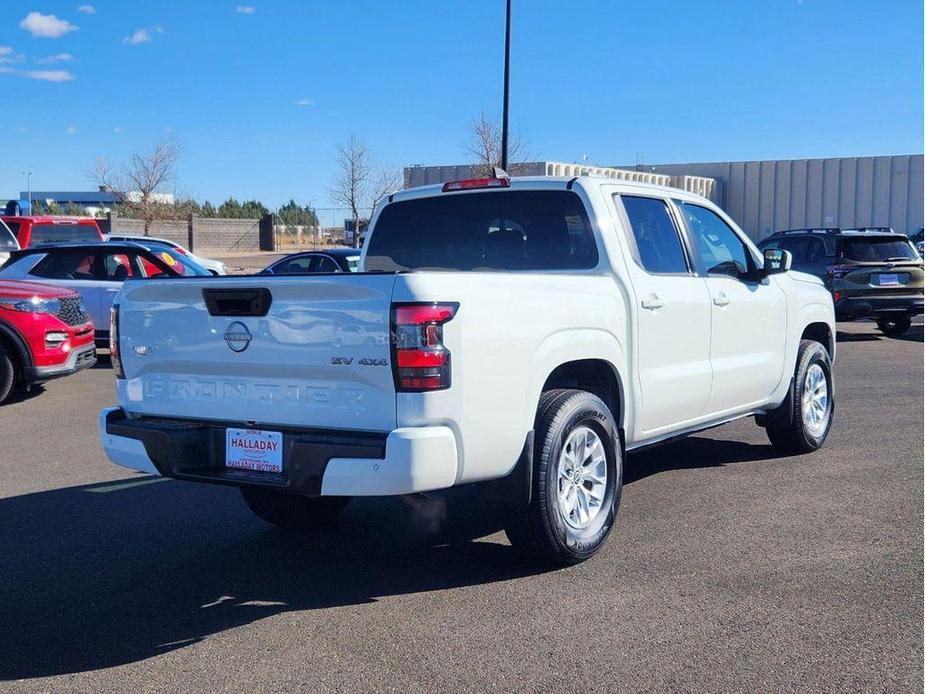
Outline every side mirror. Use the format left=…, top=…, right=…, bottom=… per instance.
left=763, top=248, right=792, bottom=275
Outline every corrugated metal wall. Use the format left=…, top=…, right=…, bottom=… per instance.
left=630, top=155, right=923, bottom=240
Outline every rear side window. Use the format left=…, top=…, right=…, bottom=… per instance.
left=838, top=237, right=918, bottom=262
left=365, top=191, right=598, bottom=272
left=31, top=251, right=98, bottom=279
left=619, top=196, right=689, bottom=274
left=28, top=224, right=100, bottom=245
left=0, top=225, right=17, bottom=250
left=768, top=236, right=827, bottom=265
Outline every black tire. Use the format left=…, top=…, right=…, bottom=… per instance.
left=0, top=346, right=17, bottom=405
left=504, top=389, right=622, bottom=566
left=766, top=340, right=834, bottom=454
left=876, top=316, right=911, bottom=337
left=240, top=487, right=351, bottom=530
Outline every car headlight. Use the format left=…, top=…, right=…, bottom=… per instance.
left=0, top=296, right=61, bottom=314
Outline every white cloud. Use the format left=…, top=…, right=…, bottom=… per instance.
left=113, top=127, right=122, bottom=133
left=123, top=29, right=152, bottom=45
left=236, top=5, right=256, bottom=14
left=296, top=98, right=314, bottom=106
left=77, top=5, right=96, bottom=13
left=66, top=125, right=77, bottom=134
left=0, top=66, right=14, bottom=74
left=20, top=12, right=79, bottom=39
left=25, top=69, right=75, bottom=82
left=0, top=46, right=12, bottom=56
left=38, top=52, right=74, bottom=63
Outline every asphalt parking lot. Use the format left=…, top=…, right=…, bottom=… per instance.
left=1, top=322, right=921, bottom=693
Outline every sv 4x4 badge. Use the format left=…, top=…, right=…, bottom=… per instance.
left=331, top=357, right=388, bottom=366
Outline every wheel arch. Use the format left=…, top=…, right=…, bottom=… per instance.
left=540, top=358, right=624, bottom=429
left=0, top=320, right=31, bottom=372
left=801, top=321, right=835, bottom=361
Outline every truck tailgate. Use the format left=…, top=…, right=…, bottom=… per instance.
left=116, top=275, right=398, bottom=431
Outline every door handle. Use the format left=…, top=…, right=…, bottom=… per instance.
left=641, top=295, right=665, bottom=310
left=713, top=293, right=731, bottom=307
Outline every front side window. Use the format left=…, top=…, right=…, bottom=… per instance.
left=313, top=256, right=340, bottom=273
left=619, top=196, right=689, bottom=274
left=273, top=256, right=314, bottom=274
left=680, top=203, right=752, bottom=278
left=365, top=190, right=598, bottom=272
left=0, top=225, right=17, bottom=250
left=103, top=253, right=136, bottom=280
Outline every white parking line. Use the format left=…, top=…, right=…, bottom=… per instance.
left=85, top=477, right=170, bottom=493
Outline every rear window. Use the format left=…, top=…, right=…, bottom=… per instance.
left=838, top=237, right=918, bottom=262
left=365, top=191, right=598, bottom=272
left=29, top=223, right=100, bottom=245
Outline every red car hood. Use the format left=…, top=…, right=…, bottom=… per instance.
left=0, top=279, right=78, bottom=300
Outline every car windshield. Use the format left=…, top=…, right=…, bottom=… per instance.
left=839, top=237, right=918, bottom=262
left=0, top=224, right=17, bottom=250
left=365, top=190, right=598, bottom=271
left=148, top=247, right=211, bottom=276
left=29, top=224, right=99, bottom=244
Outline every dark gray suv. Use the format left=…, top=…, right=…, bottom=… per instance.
left=759, top=228, right=923, bottom=337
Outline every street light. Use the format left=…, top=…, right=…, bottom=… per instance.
left=500, top=0, right=511, bottom=171
left=22, top=171, right=34, bottom=209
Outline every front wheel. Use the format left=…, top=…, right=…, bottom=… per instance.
left=0, top=346, right=17, bottom=405
left=766, top=340, right=834, bottom=454
left=504, top=389, right=622, bottom=566
left=876, top=316, right=911, bottom=337
left=240, top=487, right=351, bottom=530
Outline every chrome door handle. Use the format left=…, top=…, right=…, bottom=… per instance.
left=641, top=296, right=665, bottom=310
left=713, top=294, right=731, bottom=307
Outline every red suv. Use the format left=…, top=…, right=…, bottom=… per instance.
left=1, top=216, right=104, bottom=248
left=0, top=279, right=96, bottom=403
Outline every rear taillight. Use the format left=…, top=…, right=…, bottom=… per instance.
left=391, top=303, right=458, bottom=391
left=833, top=291, right=842, bottom=303
left=110, top=304, right=124, bottom=379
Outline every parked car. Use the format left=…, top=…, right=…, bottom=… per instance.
left=0, top=219, right=19, bottom=266
left=260, top=248, right=360, bottom=274
left=99, top=173, right=836, bottom=566
left=0, top=279, right=95, bottom=403
left=0, top=242, right=204, bottom=347
left=1, top=216, right=104, bottom=248
left=908, top=228, right=924, bottom=256
left=106, top=235, right=227, bottom=275
left=759, top=227, right=923, bottom=336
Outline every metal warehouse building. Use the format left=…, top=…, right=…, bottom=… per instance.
left=404, top=154, right=923, bottom=242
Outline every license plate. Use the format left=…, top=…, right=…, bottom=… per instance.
left=877, top=273, right=900, bottom=286
left=225, top=428, right=283, bottom=473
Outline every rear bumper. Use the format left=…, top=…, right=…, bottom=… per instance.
left=23, top=343, right=97, bottom=382
left=98, top=408, right=458, bottom=496
left=834, top=295, right=923, bottom=320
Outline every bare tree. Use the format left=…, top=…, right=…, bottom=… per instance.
left=465, top=110, right=530, bottom=176
left=330, top=135, right=372, bottom=248
left=369, top=163, right=403, bottom=214
left=91, top=137, right=181, bottom=235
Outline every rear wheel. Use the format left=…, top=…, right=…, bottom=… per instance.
left=766, top=340, right=834, bottom=454
left=0, top=346, right=17, bottom=405
left=876, top=316, right=911, bottom=337
left=240, top=487, right=351, bottom=530
left=504, top=389, right=622, bottom=566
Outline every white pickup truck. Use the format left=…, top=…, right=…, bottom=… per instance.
left=99, top=173, right=836, bottom=565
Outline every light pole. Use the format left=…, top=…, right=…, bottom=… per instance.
left=500, top=0, right=511, bottom=172
left=22, top=171, right=34, bottom=210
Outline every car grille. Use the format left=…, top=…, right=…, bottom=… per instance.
left=56, top=297, right=90, bottom=326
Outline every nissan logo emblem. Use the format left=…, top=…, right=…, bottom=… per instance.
left=224, top=321, right=252, bottom=353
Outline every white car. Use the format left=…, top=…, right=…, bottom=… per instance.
left=99, top=173, right=835, bottom=565
left=0, top=219, right=19, bottom=266
left=106, top=235, right=226, bottom=275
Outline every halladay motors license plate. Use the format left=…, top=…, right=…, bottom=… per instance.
left=877, top=273, right=900, bottom=286
left=225, top=428, right=283, bottom=473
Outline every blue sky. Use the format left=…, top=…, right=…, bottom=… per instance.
left=1, top=0, right=922, bottom=210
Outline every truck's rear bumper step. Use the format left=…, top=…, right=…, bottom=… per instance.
left=99, top=408, right=458, bottom=496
